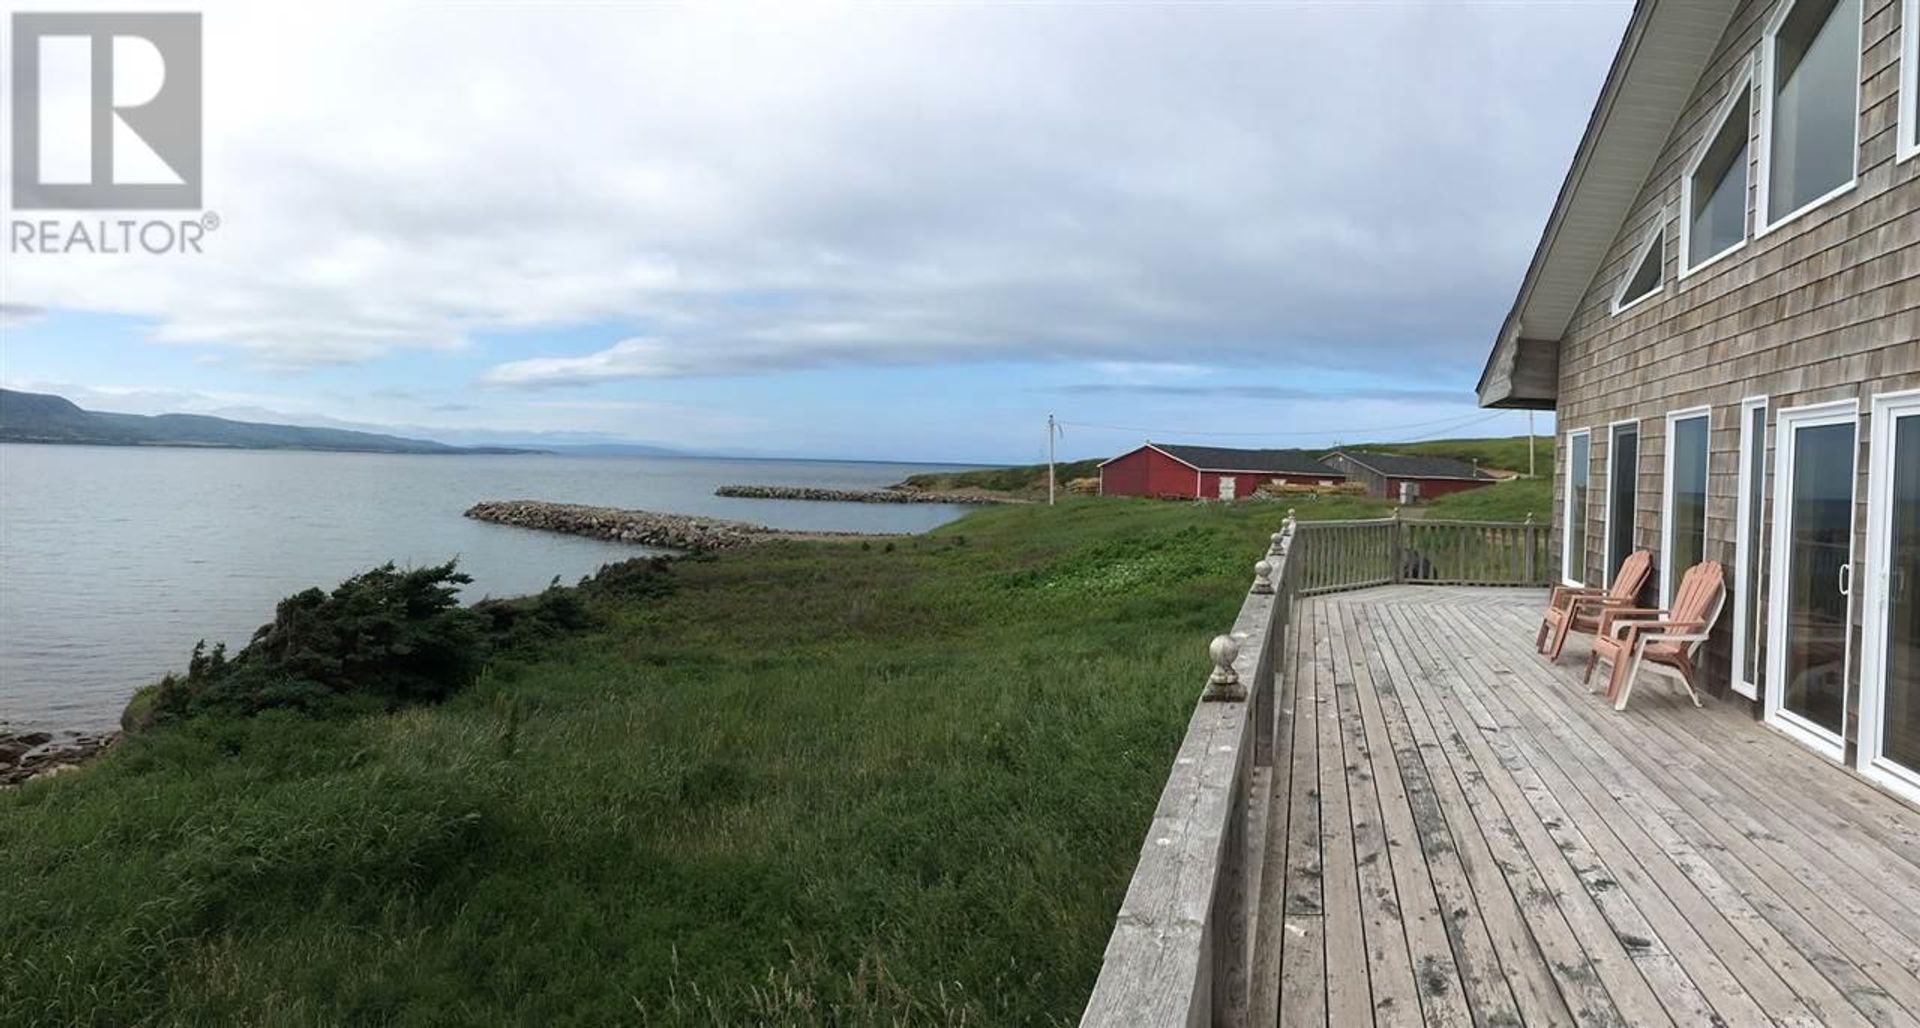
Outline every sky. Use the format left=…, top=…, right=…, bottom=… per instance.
left=0, top=1, right=1627, bottom=464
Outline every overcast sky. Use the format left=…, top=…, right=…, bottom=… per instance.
left=1, top=1, right=1628, bottom=463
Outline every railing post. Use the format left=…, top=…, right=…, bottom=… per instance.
left=1524, top=512, right=1537, bottom=584
left=1390, top=508, right=1405, bottom=583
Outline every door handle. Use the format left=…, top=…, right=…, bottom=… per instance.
left=1838, top=561, right=1852, bottom=597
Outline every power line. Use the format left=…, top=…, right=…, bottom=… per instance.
left=1058, top=408, right=1516, bottom=442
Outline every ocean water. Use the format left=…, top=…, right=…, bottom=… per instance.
left=0, top=445, right=973, bottom=730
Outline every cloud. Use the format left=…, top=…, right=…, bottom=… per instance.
left=5, top=2, right=1627, bottom=379
left=0, top=304, right=48, bottom=329
left=1055, top=383, right=1472, bottom=404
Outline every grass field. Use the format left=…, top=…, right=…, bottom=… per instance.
left=1421, top=476, right=1552, bottom=521
left=1344, top=435, right=1551, bottom=476
left=1, top=498, right=1388, bottom=1026
left=898, top=459, right=1103, bottom=497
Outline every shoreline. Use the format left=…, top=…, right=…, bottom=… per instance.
left=0, top=727, right=118, bottom=786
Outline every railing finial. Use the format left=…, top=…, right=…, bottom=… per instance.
left=1204, top=634, right=1245, bottom=701
left=1252, top=559, right=1274, bottom=594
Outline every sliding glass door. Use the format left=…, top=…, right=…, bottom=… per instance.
left=1767, top=400, right=1857, bottom=760
left=1607, top=422, right=1639, bottom=580
left=1862, top=391, right=1920, bottom=803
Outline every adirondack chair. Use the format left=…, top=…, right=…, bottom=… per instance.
left=1536, top=549, right=1652, bottom=662
left=1584, top=561, right=1726, bottom=711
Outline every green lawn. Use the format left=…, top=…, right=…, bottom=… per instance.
left=1421, top=476, right=1552, bottom=522
left=0, top=499, right=1383, bottom=1026
left=1346, top=435, right=1551, bottom=476
left=897, top=458, right=1103, bottom=496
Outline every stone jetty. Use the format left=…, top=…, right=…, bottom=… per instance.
left=464, top=499, right=884, bottom=551
left=714, top=485, right=1020, bottom=505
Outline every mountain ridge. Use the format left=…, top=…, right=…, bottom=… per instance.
left=0, top=389, right=539, bottom=455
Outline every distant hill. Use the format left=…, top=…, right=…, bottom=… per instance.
left=0, top=389, right=537, bottom=455
left=1338, top=436, right=1549, bottom=476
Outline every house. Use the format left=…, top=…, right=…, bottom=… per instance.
left=1322, top=450, right=1498, bottom=502
left=1097, top=444, right=1343, bottom=500
left=1478, top=0, right=1919, bottom=796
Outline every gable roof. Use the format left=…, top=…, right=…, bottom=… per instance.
left=1478, top=0, right=1740, bottom=409
left=1118, top=443, right=1344, bottom=477
left=1328, top=451, right=1496, bottom=482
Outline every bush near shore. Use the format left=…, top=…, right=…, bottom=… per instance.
left=1, top=499, right=1384, bottom=1025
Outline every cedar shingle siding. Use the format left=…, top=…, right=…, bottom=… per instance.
left=1502, top=0, right=1918, bottom=731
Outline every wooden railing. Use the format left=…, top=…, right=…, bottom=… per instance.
left=1081, top=512, right=1546, bottom=1027
left=1295, top=512, right=1547, bottom=595
left=1081, top=518, right=1296, bottom=1028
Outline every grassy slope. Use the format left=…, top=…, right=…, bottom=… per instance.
left=899, top=459, right=1103, bottom=497
left=0, top=498, right=1383, bottom=1026
left=1343, top=435, right=1550, bottom=476
left=1421, top=477, right=1552, bottom=521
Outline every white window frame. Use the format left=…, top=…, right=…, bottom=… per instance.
left=1563, top=428, right=1592, bottom=586
left=1901, top=0, right=1920, bottom=164
left=1763, top=397, right=1859, bottom=764
left=1859, top=389, right=1920, bottom=804
left=1604, top=418, right=1641, bottom=580
left=1611, top=215, right=1668, bottom=315
left=1755, top=0, right=1864, bottom=237
left=1680, top=60, right=1755, bottom=278
left=1732, top=395, right=1769, bottom=700
left=1661, top=406, right=1713, bottom=609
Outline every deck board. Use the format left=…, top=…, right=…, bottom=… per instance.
left=1261, top=586, right=1920, bottom=1027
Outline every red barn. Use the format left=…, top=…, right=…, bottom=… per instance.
left=1322, top=451, right=1498, bottom=502
left=1098, top=444, right=1345, bottom=500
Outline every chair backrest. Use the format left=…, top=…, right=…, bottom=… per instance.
left=1670, top=561, right=1727, bottom=656
left=1610, top=550, right=1654, bottom=602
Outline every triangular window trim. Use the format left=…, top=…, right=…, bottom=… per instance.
left=1612, top=220, right=1666, bottom=314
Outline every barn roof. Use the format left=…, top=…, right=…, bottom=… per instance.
left=1139, top=444, right=1344, bottom=477
left=1329, top=451, right=1496, bottom=482
left=1477, top=0, right=1740, bottom=409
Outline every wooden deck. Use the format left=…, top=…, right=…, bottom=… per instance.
left=1255, top=585, right=1920, bottom=1028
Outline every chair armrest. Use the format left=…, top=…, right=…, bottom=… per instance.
left=1550, top=585, right=1603, bottom=608
left=1598, top=607, right=1671, bottom=637
left=1569, top=593, right=1633, bottom=617
left=1637, top=622, right=1708, bottom=645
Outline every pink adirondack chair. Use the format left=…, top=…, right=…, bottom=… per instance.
left=1536, top=550, right=1652, bottom=662
left=1585, top=561, right=1726, bottom=710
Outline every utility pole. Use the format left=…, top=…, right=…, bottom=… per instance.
left=1528, top=410, right=1537, bottom=478
left=1047, top=413, right=1058, bottom=506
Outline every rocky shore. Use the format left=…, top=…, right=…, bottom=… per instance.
left=464, top=499, right=877, bottom=551
left=714, top=484, right=1020, bottom=505
left=1, top=728, right=117, bottom=786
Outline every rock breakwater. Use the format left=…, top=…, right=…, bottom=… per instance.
left=714, top=485, right=1019, bottom=505
left=465, top=500, right=780, bottom=551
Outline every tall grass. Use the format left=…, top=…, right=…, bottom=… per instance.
left=0, top=498, right=1382, bottom=1025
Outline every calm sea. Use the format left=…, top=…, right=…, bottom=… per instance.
left=0, top=445, right=974, bottom=731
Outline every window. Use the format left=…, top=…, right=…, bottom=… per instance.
left=1684, top=69, right=1751, bottom=273
left=1607, top=421, right=1640, bottom=579
left=1759, top=0, right=1861, bottom=230
left=1662, top=408, right=1711, bottom=608
left=1564, top=430, right=1592, bottom=585
left=1901, top=0, right=1919, bottom=162
left=1613, top=223, right=1665, bottom=313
